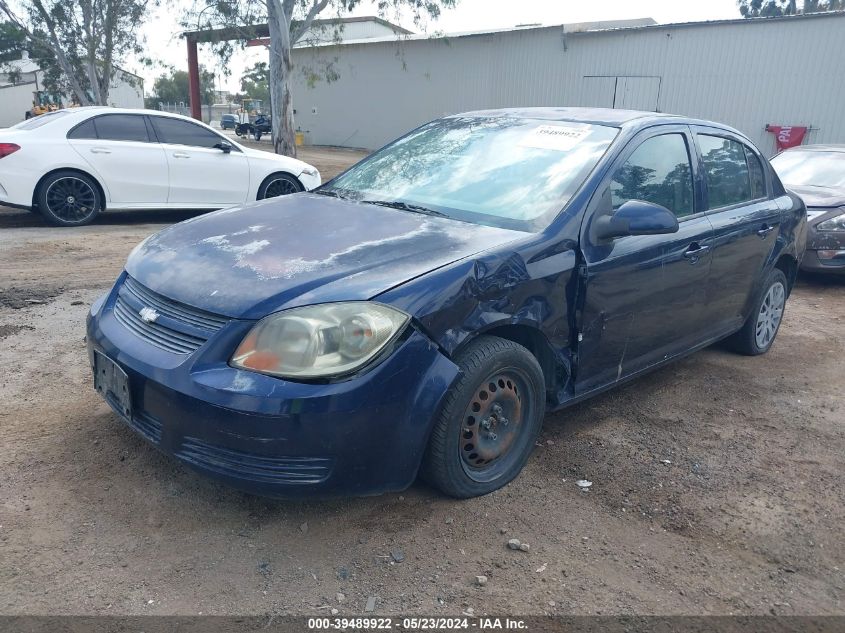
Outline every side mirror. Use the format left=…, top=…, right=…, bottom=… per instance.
left=593, top=200, right=680, bottom=240
left=214, top=141, right=232, bottom=154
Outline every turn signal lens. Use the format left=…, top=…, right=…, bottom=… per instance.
left=0, top=143, right=20, bottom=158
left=231, top=302, right=409, bottom=379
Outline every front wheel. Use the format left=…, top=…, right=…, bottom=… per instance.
left=727, top=268, right=788, bottom=355
left=36, top=171, right=102, bottom=227
left=421, top=336, right=546, bottom=498
left=257, top=173, right=303, bottom=200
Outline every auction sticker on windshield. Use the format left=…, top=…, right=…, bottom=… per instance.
left=519, top=124, right=591, bottom=151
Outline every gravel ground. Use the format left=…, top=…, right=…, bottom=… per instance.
left=0, top=147, right=843, bottom=616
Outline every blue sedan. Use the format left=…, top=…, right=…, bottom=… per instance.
left=87, top=108, right=806, bottom=498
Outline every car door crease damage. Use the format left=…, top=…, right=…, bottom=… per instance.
left=85, top=107, right=806, bottom=498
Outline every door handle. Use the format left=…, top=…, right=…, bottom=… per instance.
left=172, top=151, right=190, bottom=158
left=757, top=224, right=775, bottom=238
left=89, top=147, right=111, bottom=154
left=683, top=244, right=710, bottom=263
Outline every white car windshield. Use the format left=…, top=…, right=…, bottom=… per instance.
left=323, top=116, right=618, bottom=231
left=771, top=150, right=845, bottom=189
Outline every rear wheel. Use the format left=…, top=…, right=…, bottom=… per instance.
left=727, top=268, right=788, bottom=355
left=257, top=173, right=303, bottom=200
left=36, top=171, right=102, bottom=227
left=421, top=336, right=545, bottom=498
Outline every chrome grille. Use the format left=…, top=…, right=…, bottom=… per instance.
left=112, top=276, right=228, bottom=354
left=122, top=276, right=228, bottom=330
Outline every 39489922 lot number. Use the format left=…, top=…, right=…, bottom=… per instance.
left=307, top=617, right=476, bottom=630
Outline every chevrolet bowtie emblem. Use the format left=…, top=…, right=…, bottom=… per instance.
left=139, top=306, right=160, bottom=323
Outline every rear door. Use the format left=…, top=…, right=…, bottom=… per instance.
left=67, top=114, right=169, bottom=205
left=149, top=115, right=250, bottom=207
left=576, top=126, right=714, bottom=392
left=692, top=129, right=782, bottom=335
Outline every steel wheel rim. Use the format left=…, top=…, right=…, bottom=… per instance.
left=459, top=368, right=532, bottom=483
left=262, top=177, right=299, bottom=199
left=45, top=177, right=96, bottom=222
left=755, top=281, right=785, bottom=349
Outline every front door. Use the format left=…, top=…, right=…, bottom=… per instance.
left=576, top=127, right=714, bottom=392
left=148, top=115, right=250, bottom=207
left=691, top=129, right=783, bottom=335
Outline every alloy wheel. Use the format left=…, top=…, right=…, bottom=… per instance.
left=262, top=177, right=301, bottom=198
left=45, top=177, right=97, bottom=222
left=755, top=281, right=785, bottom=349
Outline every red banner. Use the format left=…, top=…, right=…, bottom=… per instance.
left=766, top=125, right=808, bottom=152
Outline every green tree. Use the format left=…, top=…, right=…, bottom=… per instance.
left=0, top=20, right=26, bottom=64
left=0, top=0, right=154, bottom=105
left=738, top=0, right=844, bottom=17
left=147, top=67, right=216, bottom=107
left=187, top=0, right=457, bottom=157
left=240, top=60, right=270, bottom=105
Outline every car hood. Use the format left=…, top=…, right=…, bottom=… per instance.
left=788, top=185, right=845, bottom=209
left=125, top=194, right=523, bottom=319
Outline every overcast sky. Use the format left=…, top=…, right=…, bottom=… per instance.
left=136, top=0, right=742, bottom=95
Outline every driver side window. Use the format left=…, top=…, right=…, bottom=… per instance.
left=610, top=133, right=694, bottom=218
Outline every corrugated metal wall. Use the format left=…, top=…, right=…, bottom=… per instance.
left=290, top=13, right=845, bottom=156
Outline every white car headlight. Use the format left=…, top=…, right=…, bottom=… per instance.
left=231, top=302, right=409, bottom=379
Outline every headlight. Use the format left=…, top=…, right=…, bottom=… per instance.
left=231, top=302, right=409, bottom=379
left=817, top=212, right=845, bottom=232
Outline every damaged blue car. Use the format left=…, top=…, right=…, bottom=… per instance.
left=87, top=108, right=806, bottom=498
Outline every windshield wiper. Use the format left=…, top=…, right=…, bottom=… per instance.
left=314, top=189, right=344, bottom=199
left=363, top=199, right=448, bottom=218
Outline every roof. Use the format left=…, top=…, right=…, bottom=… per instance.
left=782, top=144, right=845, bottom=152
left=453, top=107, right=679, bottom=126
left=291, top=10, right=845, bottom=49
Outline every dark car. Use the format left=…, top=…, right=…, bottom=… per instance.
left=220, top=113, right=237, bottom=130
left=87, top=108, right=806, bottom=498
left=771, top=145, right=845, bottom=274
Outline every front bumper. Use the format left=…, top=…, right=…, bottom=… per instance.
left=800, top=248, right=845, bottom=274
left=86, top=277, right=459, bottom=497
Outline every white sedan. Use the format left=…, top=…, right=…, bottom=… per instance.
left=0, top=107, right=321, bottom=226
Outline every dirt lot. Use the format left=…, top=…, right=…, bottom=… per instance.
left=0, top=146, right=843, bottom=617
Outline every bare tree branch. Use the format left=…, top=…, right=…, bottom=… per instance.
left=291, top=0, right=331, bottom=44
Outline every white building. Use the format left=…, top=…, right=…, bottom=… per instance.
left=0, top=52, right=144, bottom=128
left=289, top=12, right=845, bottom=156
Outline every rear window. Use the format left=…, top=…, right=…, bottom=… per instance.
left=13, top=110, right=72, bottom=130
left=697, top=134, right=753, bottom=209
left=745, top=146, right=767, bottom=199
left=92, top=114, right=150, bottom=142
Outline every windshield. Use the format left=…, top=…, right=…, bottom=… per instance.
left=323, top=117, right=618, bottom=231
left=12, top=110, right=72, bottom=131
left=771, top=150, right=845, bottom=189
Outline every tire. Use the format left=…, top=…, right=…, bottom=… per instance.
left=257, top=173, right=304, bottom=200
left=727, top=268, right=788, bottom=356
left=254, top=132, right=262, bottom=141
left=421, top=336, right=546, bottom=498
left=35, top=171, right=102, bottom=227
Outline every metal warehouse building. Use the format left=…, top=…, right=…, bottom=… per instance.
left=289, top=11, right=845, bottom=156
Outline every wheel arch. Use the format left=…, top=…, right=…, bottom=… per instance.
left=774, top=253, right=798, bottom=295
left=451, top=323, right=567, bottom=402
left=32, top=167, right=108, bottom=211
